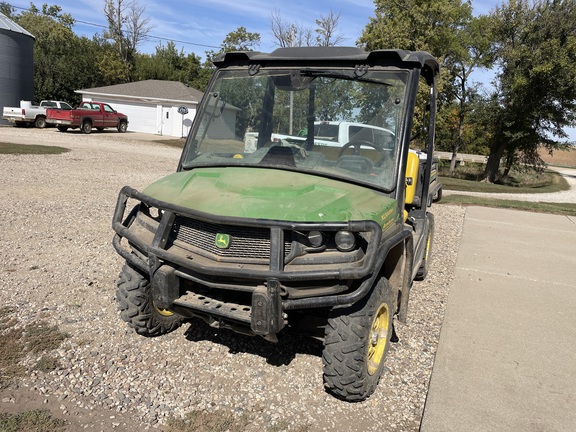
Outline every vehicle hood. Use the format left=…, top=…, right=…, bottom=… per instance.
left=142, top=167, right=397, bottom=224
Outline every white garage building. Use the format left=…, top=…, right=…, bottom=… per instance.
left=76, top=80, right=204, bottom=138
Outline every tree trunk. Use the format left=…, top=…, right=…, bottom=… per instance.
left=450, top=133, right=463, bottom=174
left=450, top=151, right=458, bottom=173
left=483, top=141, right=506, bottom=182
left=450, top=81, right=466, bottom=175
left=502, top=150, right=515, bottom=178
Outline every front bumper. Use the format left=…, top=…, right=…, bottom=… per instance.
left=112, top=186, right=407, bottom=335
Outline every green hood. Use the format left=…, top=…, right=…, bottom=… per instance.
left=142, top=167, right=397, bottom=225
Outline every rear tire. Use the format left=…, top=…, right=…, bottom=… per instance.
left=81, top=120, right=92, bottom=134
left=116, top=262, right=184, bottom=337
left=35, top=116, right=47, bottom=128
left=323, top=277, right=395, bottom=401
left=415, top=213, right=435, bottom=281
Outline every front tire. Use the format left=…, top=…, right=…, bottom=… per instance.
left=116, top=263, right=184, bottom=337
left=323, top=277, right=396, bottom=401
left=117, top=121, right=127, bottom=133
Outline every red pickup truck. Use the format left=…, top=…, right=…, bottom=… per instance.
left=46, top=101, right=128, bottom=134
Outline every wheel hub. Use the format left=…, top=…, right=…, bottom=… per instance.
left=155, top=305, right=175, bottom=317
left=367, top=303, right=390, bottom=375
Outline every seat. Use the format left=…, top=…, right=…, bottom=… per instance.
left=336, top=155, right=373, bottom=173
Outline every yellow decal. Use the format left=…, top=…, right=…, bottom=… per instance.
left=215, top=233, right=231, bottom=249
left=381, top=208, right=395, bottom=230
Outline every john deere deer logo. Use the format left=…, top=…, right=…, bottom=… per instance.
left=215, top=233, right=231, bottom=249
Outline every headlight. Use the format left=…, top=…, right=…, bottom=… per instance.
left=307, top=230, right=325, bottom=248
left=335, top=230, right=356, bottom=252
left=145, top=206, right=164, bottom=221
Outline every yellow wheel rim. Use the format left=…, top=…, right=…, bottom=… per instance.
left=367, top=303, right=390, bottom=375
left=155, top=305, right=174, bottom=317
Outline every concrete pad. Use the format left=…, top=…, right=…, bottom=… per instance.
left=421, top=207, right=576, bottom=432
left=458, top=207, right=576, bottom=287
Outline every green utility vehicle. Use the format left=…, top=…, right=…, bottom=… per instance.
left=112, top=47, right=441, bottom=401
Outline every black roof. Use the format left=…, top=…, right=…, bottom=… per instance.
left=213, top=47, right=439, bottom=84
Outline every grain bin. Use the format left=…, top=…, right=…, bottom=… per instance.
left=0, top=12, right=35, bottom=126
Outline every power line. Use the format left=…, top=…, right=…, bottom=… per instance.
left=73, top=18, right=220, bottom=49
left=7, top=3, right=220, bottom=50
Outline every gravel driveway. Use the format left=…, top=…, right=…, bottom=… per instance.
left=0, top=127, right=465, bottom=431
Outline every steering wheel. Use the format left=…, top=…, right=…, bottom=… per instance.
left=338, top=140, right=388, bottom=166
left=338, top=140, right=380, bottom=157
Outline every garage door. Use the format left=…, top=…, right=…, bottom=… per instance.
left=107, top=101, right=157, bottom=134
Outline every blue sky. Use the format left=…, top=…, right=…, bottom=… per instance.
left=5, top=0, right=501, bottom=92
left=7, top=0, right=500, bottom=59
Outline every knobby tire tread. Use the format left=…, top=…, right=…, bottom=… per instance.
left=323, top=278, right=395, bottom=402
left=116, top=263, right=183, bottom=337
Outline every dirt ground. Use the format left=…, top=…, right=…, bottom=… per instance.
left=539, top=146, right=576, bottom=167
left=0, top=384, right=150, bottom=431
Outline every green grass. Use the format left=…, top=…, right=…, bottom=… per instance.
left=0, top=142, right=70, bottom=155
left=437, top=163, right=575, bottom=215
left=0, top=308, right=69, bottom=431
left=0, top=307, right=68, bottom=389
left=439, top=169, right=569, bottom=194
left=0, top=410, right=66, bottom=432
left=154, top=138, right=186, bottom=148
left=439, top=195, right=576, bottom=216
left=166, top=409, right=251, bottom=432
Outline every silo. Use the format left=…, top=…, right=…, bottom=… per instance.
left=0, top=12, right=35, bottom=126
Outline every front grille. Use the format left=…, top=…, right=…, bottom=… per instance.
left=171, top=216, right=291, bottom=260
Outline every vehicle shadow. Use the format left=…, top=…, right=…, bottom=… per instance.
left=182, top=317, right=324, bottom=366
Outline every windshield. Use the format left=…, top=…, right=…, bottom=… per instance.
left=182, top=67, right=409, bottom=191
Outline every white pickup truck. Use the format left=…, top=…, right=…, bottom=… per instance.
left=244, top=121, right=395, bottom=152
left=2, top=100, right=73, bottom=128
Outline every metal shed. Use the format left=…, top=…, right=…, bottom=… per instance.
left=0, top=12, right=35, bottom=126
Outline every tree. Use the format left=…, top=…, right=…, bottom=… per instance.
left=360, top=0, right=485, bottom=159
left=205, top=26, right=260, bottom=60
left=103, top=0, right=153, bottom=81
left=199, top=27, right=261, bottom=91
left=359, top=0, right=471, bottom=55
left=204, top=26, right=260, bottom=65
left=269, top=10, right=312, bottom=47
left=314, top=11, right=345, bottom=46
left=16, top=4, right=80, bottom=102
left=0, top=1, right=14, bottom=17
left=483, top=0, right=576, bottom=182
left=220, top=26, right=261, bottom=52
left=269, top=9, right=343, bottom=48
left=440, top=14, right=494, bottom=173
left=134, top=41, right=206, bottom=89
